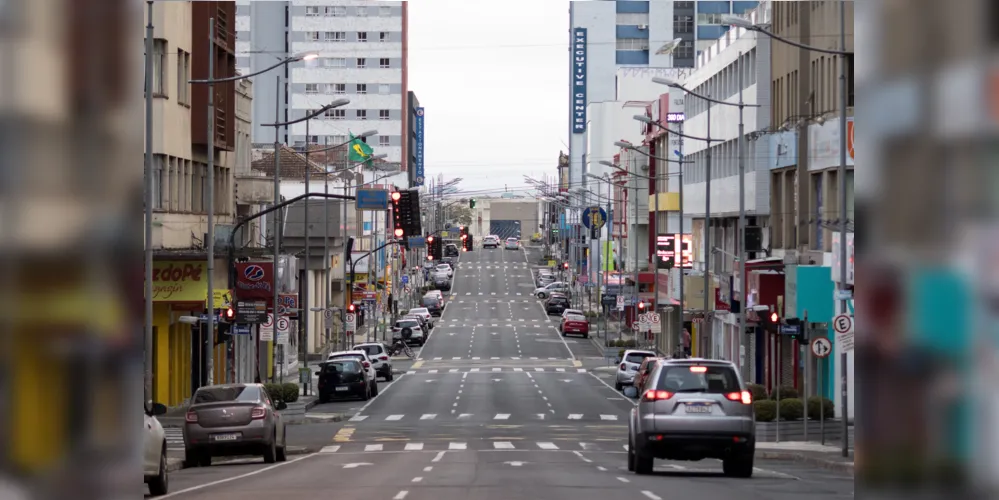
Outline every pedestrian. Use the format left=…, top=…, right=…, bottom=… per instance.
left=682, top=328, right=692, bottom=357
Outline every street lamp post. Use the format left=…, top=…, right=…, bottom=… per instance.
left=144, top=0, right=154, bottom=404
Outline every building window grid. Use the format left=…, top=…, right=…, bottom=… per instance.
left=357, top=58, right=366, bottom=68
left=379, top=58, right=390, bottom=68
left=329, top=109, right=345, bottom=120
left=379, top=135, right=390, bottom=147
left=305, top=83, right=318, bottom=94
left=357, top=32, right=367, bottom=43
left=379, top=109, right=390, bottom=120
left=333, top=83, right=345, bottom=94
left=379, top=31, right=389, bottom=42
left=357, top=84, right=367, bottom=94
left=674, top=15, right=693, bottom=34
left=357, top=110, right=367, bottom=120
left=305, top=5, right=320, bottom=16
left=326, top=31, right=345, bottom=42
left=356, top=6, right=367, bottom=17
left=151, top=38, right=166, bottom=95
left=328, top=6, right=345, bottom=17
left=616, top=13, right=650, bottom=25
left=616, top=38, right=650, bottom=51
left=176, top=48, right=189, bottom=105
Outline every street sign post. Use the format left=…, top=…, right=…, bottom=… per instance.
left=323, top=308, right=335, bottom=329
left=276, top=317, right=290, bottom=345
left=616, top=295, right=625, bottom=311
left=345, top=313, right=357, bottom=333
left=811, top=337, right=832, bottom=358
left=832, top=314, right=854, bottom=352
left=260, top=314, right=274, bottom=342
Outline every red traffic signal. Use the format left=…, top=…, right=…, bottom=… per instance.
left=224, top=307, right=235, bottom=320
left=348, top=304, right=356, bottom=313
left=461, top=234, right=467, bottom=240
left=427, top=236, right=434, bottom=243
left=394, top=228, right=404, bottom=237
left=637, top=302, right=646, bottom=311
left=427, top=255, right=434, bottom=260
left=563, top=262, right=569, bottom=269
left=770, top=312, right=778, bottom=322
left=391, top=191, right=401, bottom=202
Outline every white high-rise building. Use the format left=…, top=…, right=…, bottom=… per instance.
left=236, top=1, right=409, bottom=177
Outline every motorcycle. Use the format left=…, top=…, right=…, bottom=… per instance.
left=388, top=338, right=415, bottom=359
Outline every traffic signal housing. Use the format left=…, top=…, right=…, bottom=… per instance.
left=463, top=234, right=473, bottom=252
left=391, top=191, right=408, bottom=249
left=637, top=301, right=646, bottom=312
left=429, top=234, right=443, bottom=261
left=469, top=198, right=476, bottom=209
left=347, top=303, right=356, bottom=314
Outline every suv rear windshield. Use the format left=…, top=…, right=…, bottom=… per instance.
left=193, top=385, right=260, bottom=404
left=656, top=365, right=741, bottom=393
left=548, top=297, right=569, bottom=304
left=422, top=297, right=440, bottom=306
left=625, top=352, right=655, bottom=364
left=322, top=361, right=361, bottom=374
left=329, top=353, right=365, bottom=363
left=355, top=345, right=382, bottom=356
left=396, top=320, right=419, bottom=328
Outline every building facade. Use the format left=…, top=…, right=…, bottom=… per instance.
left=236, top=0, right=409, bottom=179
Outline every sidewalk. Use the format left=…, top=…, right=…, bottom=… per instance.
left=756, top=441, right=855, bottom=473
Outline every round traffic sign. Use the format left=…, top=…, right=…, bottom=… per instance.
left=811, top=337, right=832, bottom=358
left=649, top=313, right=661, bottom=324
left=262, top=313, right=274, bottom=328
left=276, top=317, right=290, bottom=332
left=833, top=314, right=853, bottom=334
left=345, top=313, right=356, bottom=324
left=323, top=309, right=334, bottom=320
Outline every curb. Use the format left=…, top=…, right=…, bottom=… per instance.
left=167, top=446, right=316, bottom=472
left=757, top=451, right=855, bottom=474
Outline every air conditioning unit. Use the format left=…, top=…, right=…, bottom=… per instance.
left=638, top=24, right=648, bottom=30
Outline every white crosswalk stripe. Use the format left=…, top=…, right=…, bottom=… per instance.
left=537, top=442, right=559, bottom=450
left=346, top=413, right=622, bottom=423
left=493, top=441, right=515, bottom=449
left=600, top=415, right=618, bottom=421
left=449, top=442, right=467, bottom=450
left=404, top=442, right=424, bottom=451
left=386, top=414, right=404, bottom=421
left=164, top=428, right=184, bottom=449
left=318, top=440, right=627, bottom=454
left=420, top=414, right=437, bottom=420
left=365, top=444, right=383, bottom=451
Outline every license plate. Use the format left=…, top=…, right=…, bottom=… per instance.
left=335, top=386, right=350, bottom=392
left=685, top=405, right=711, bottom=414
left=211, top=433, right=239, bottom=442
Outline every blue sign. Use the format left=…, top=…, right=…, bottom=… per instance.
left=414, top=107, right=425, bottom=186
left=401, top=275, right=409, bottom=285
left=581, top=206, right=607, bottom=229
left=198, top=314, right=219, bottom=324
left=779, top=324, right=801, bottom=336
left=356, top=188, right=390, bottom=210
left=571, top=28, right=587, bottom=134
left=408, top=236, right=426, bottom=248
left=233, top=325, right=251, bottom=335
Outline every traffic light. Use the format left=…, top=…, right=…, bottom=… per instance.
left=391, top=191, right=407, bottom=248
left=770, top=311, right=778, bottom=323
left=463, top=234, right=473, bottom=252
left=347, top=303, right=356, bottom=314
left=469, top=199, right=476, bottom=209
left=219, top=306, right=235, bottom=323
left=563, top=262, right=569, bottom=270
left=637, top=301, right=646, bottom=312
left=398, top=190, right=422, bottom=235
left=429, top=234, right=443, bottom=261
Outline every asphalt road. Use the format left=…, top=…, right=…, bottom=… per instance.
left=151, top=245, right=854, bottom=499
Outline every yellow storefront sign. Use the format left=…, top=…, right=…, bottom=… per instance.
left=150, top=261, right=207, bottom=302
left=214, top=289, right=232, bottom=309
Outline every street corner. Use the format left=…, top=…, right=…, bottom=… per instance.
left=756, top=450, right=855, bottom=475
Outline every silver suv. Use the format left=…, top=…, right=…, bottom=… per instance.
left=627, top=358, right=755, bottom=477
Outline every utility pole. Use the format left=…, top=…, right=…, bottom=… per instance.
left=270, top=75, right=282, bottom=384
left=837, top=0, right=851, bottom=458
left=702, top=97, right=712, bottom=358
left=737, top=51, right=748, bottom=379
left=204, top=17, right=217, bottom=387
left=302, top=120, right=311, bottom=387
left=144, top=0, right=154, bottom=404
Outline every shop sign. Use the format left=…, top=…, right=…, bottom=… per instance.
left=234, top=262, right=274, bottom=299
left=151, top=261, right=206, bottom=302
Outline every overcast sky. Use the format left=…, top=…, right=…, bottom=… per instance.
left=407, top=0, right=568, bottom=197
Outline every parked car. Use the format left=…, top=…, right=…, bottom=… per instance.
left=435, top=264, right=453, bottom=278
left=183, top=384, right=288, bottom=467
left=353, top=342, right=394, bottom=381
left=483, top=235, right=500, bottom=248
left=143, top=401, right=169, bottom=496
left=391, top=318, right=426, bottom=346
left=544, top=294, right=571, bottom=315
left=318, top=358, right=372, bottom=402
left=560, top=309, right=584, bottom=321
left=632, top=356, right=662, bottom=391
left=535, top=281, right=569, bottom=299
left=628, top=359, right=755, bottom=477
left=432, top=273, right=451, bottom=291
left=537, top=274, right=556, bottom=287
left=615, top=350, right=657, bottom=391
left=327, top=351, right=379, bottom=394
left=421, top=292, right=444, bottom=316
left=445, top=243, right=460, bottom=257
left=559, top=313, right=589, bottom=338
left=504, top=237, right=520, bottom=250
left=408, top=307, right=435, bottom=329
left=404, top=313, right=431, bottom=335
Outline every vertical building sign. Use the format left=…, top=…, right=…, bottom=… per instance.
left=572, top=28, right=587, bottom=134
left=414, top=107, right=425, bottom=186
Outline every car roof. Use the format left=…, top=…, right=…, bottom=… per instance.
left=329, top=350, right=369, bottom=358
left=622, top=349, right=656, bottom=356
left=354, top=342, right=384, bottom=348
left=661, top=357, right=736, bottom=367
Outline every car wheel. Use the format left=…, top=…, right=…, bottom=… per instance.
left=615, top=381, right=623, bottom=391
left=634, top=451, right=654, bottom=475
left=722, top=453, right=754, bottom=478
left=198, top=452, right=212, bottom=468
left=318, top=394, right=328, bottom=404
left=386, top=371, right=394, bottom=382
left=627, top=440, right=636, bottom=473
left=263, top=434, right=278, bottom=464
left=148, top=444, right=169, bottom=496
left=276, top=429, right=288, bottom=462
left=183, top=448, right=200, bottom=468
left=372, top=381, right=379, bottom=396
left=361, top=385, right=371, bottom=401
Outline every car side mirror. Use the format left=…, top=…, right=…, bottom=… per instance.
left=276, top=401, right=288, bottom=411
left=150, top=402, right=168, bottom=416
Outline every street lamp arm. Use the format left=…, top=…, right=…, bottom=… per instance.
left=261, top=100, right=348, bottom=127
left=751, top=26, right=853, bottom=55
left=626, top=146, right=692, bottom=164
left=190, top=56, right=300, bottom=84
left=669, top=128, right=713, bottom=143
left=227, top=192, right=356, bottom=288
left=612, top=166, right=682, bottom=181
left=677, top=86, right=762, bottom=108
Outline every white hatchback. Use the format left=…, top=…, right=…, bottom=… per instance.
left=354, top=342, right=394, bottom=381
left=327, top=351, right=379, bottom=395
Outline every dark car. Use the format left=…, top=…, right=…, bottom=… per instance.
left=628, top=359, right=755, bottom=477
left=545, top=295, right=571, bottom=315
left=432, top=273, right=451, bottom=291
left=422, top=293, right=444, bottom=316
left=444, top=244, right=459, bottom=257
left=317, top=359, right=371, bottom=402
left=183, top=384, right=287, bottom=467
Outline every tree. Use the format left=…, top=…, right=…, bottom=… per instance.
left=449, top=203, right=473, bottom=226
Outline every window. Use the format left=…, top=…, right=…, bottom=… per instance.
left=329, top=109, right=345, bottom=120
left=379, top=109, right=390, bottom=120
left=697, top=12, right=724, bottom=24
left=151, top=38, right=166, bottom=95
left=323, top=57, right=346, bottom=68
left=152, top=154, right=164, bottom=209
left=176, top=49, right=190, bottom=104
left=379, top=6, right=391, bottom=16
left=326, top=31, right=345, bottom=42
left=357, top=110, right=367, bottom=120
left=194, top=385, right=261, bottom=404
left=675, top=1, right=694, bottom=8
left=333, top=83, right=346, bottom=94
left=305, top=83, right=318, bottom=94
left=676, top=40, right=694, bottom=59
left=332, top=135, right=346, bottom=145
left=674, top=15, right=693, bottom=34
left=357, top=84, right=367, bottom=94
left=616, top=38, right=649, bottom=50
left=306, top=135, right=318, bottom=145
left=616, top=13, right=649, bottom=25
left=378, top=135, right=390, bottom=147
left=328, top=5, right=346, bottom=17
left=357, top=32, right=367, bottom=43
left=356, top=6, right=367, bottom=16
left=379, top=58, right=390, bottom=68
left=306, top=31, right=320, bottom=41
left=356, top=58, right=366, bottom=68
left=378, top=84, right=390, bottom=94
left=305, top=5, right=320, bottom=16
left=379, top=31, right=389, bottom=42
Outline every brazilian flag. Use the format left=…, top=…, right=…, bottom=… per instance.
left=348, top=132, right=374, bottom=164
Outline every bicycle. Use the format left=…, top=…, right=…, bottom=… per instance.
left=388, top=339, right=415, bottom=359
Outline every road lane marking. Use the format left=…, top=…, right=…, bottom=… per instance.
left=386, top=415, right=404, bottom=421
left=157, top=454, right=317, bottom=499
left=428, top=369, right=439, bottom=374
left=458, top=413, right=472, bottom=419
left=642, top=492, right=662, bottom=500
left=420, top=414, right=436, bottom=420
left=449, top=442, right=467, bottom=450
left=423, top=466, right=433, bottom=472
left=568, top=414, right=583, bottom=420
left=364, top=444, right=383, bottom=451
left=404, top=442, right=424, bottom=451
left=347, top=415, right=368, bottom=422
left=600, top=415, right=618, bottom=421
left=597, top=466, right=607, bottom=471
left=432, top=451, right=446, bottom=462
left=493, top=441, right=515, bottom=449
left=393, top=491, right=409, bottom=500
left=494, top=414, right=510, bottom=420
left=616, top=476, right=630, bottom=483
left=537, top=442, right=559, bottom=450
left=320, top=445, right=341, bottom=453
left=411, top=477, right=423, bottom=483
left=573, top=450, right=593, bottom=463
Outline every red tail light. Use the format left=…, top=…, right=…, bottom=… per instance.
left=643, top=390, right=674, bottom=401
left=725, top=391, right=753, bottom=404
left=362, top=362, right=371, bottom=368
left=620, top=363, right=627, bottom=370
left=380, top=356, right=389, bottom=361
left=251, top=406, right=267, bottom=419
left=185, top=410, right=198, bottom=423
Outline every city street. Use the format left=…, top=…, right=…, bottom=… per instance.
left=152, top=245, right=854, bottom=499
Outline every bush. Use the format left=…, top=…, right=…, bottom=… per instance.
left=770, top=385, right=800, bottom=400
left=753, top=400, right=777, bottom=422
left=281, top=383, right=300, bottom=403
left=806, top=396, right=835, bottom=420
left=747, top=383, right=768, bottom=402
left=777, top=398, right=804, bottom=421
left=263, top=383, right=284, bottom=403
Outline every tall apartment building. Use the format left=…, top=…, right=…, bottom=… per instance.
left=567, top=1, right=759, bottom=198
left=236, top=1, right=409, bottom=178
